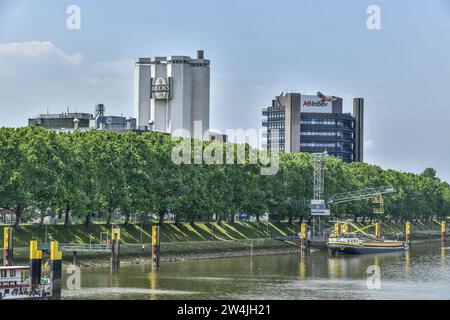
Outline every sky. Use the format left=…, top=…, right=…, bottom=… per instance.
left=0, top=0, right=450, bottom=182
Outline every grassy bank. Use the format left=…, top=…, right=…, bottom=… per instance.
left=2, top=221, right=301, bottom=264
left=1, top=220, right=445, bottom=265
left=0, top=221, right=299, bottom=247
left=1, top=220, right=445, bottom=247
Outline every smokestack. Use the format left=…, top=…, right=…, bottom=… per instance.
left=126, top=117, right=132, bottom=130
left=197, top=50, right=204, bottom=59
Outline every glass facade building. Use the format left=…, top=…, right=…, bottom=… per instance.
left=262, top=93, right=364, bottom=163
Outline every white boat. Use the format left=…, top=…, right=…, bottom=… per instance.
left=0, top=266, right=50, bottom=300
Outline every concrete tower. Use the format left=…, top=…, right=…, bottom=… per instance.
left=134, top=51, right=210, bottom=139
left=134, top=58, right=152, bottom=130
left=353, top=98, right=364, bottom=162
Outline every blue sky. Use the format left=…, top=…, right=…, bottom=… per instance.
left=1, top=0, right=450, bottom=181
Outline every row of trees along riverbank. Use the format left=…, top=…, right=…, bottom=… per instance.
left=0, top=127, right=449, bottom=230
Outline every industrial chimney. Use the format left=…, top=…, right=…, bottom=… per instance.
left=197, top=50, right=204, bottom=59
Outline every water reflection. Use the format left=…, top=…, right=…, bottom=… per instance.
left=299, top=258, right=305, bottom=279
left=149, top=271, right=158, bottom=300
left=109, top=269, right=120, bottom=289
left=405, top=250, right=411, bottom=277
left=62, top=242, right=450, bottom=300
left=328, top=257, right=342, bottom=279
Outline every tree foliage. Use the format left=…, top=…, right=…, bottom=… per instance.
left=0, top=127, right=449, bottom=229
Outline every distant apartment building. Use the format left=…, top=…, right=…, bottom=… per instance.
left=134, top=50, right=210, bottom=139
left=262, top=92, right=364, bottom=163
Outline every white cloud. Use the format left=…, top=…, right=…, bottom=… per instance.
left=0, top=41, right=134, bottom=126
left=0, top=41, right=83, bottom=65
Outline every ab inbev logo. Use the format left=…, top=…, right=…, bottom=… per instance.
left=303, top=100, right=329, bottom=108
left=301, top=95, right=332, bottom=113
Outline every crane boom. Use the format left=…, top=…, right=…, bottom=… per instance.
left=327, top=186, right=395, bottom=205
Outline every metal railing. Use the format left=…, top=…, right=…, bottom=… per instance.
left=59, top=243, right=111, bottom=253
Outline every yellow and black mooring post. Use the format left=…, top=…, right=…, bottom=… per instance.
left=406, top=221, right=411, bottom=245
left=50, top=241, right=63, bottom=300
left=3, top=227, right=13, bottom=266
left=441, top=221, right=447, bottom=244
left=29, top=240, right=43, bottom=292
left=152, top=226, right=161, bottom=269
left=111, top=226, right=121, bottom=270
left=334, top=223, right=341, bottom=237
left=342, top=223, right=349, bottom=235
left=300, top=223, right=309, bottom=255
left=375, top=222, right=382, bottom=239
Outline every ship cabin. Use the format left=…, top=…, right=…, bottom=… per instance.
left=0, top=266, right=29, bottom=299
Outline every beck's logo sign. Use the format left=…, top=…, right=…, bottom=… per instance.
left=151, top=77, right=171, bottom=100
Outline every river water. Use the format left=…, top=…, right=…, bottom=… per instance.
left=62, top=242, right=450, bottom=300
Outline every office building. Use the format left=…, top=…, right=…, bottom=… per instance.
left=262, top=92, right=364, bottom=163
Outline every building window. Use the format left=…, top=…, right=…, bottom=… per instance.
left=300, top=143, right=337, bottom=148
left=268, top=122, right=285, bottom=130
left=300, top=131, right=341, bottom=137
left=300, top=119, right=338, bottom=126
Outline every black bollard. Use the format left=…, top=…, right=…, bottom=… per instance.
left=3, top=227, right=13, bottom=266
left=50, top=241, right=63, bottom=300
